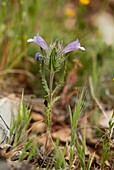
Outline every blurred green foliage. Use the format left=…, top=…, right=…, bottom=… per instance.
left=0, top=0, right=114, bottom=98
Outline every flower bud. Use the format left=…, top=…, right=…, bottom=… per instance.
left=35, top=53, right=41, bottom=60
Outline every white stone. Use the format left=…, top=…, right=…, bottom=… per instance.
left=0, top=98, right=19, bottom=143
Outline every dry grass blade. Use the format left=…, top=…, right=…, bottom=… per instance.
left=0, top=69, right=35, bottom=79
left=89, top=76, right=109, bottom=121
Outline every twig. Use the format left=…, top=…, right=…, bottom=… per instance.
left=89, top=76, right=109, bottom=121
left=0, top=115, right=10, bottom=130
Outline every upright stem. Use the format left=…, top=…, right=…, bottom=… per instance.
left=49, top=72, right=54, bottom=102
left=45, top=72, right=54, bottom=149
left=48, top=72, right=54, bottom=128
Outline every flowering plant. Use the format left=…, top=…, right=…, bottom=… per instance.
left=27, top=34, right=85, bottom=147
left=27, top=34, right=85, bottom=72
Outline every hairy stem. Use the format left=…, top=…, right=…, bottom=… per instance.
left=45, top=72, right=54, bottom=148
left=50, top=72, right=54, bottom=102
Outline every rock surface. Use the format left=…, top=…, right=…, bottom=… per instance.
left=0, top=97, right=19, bottom=143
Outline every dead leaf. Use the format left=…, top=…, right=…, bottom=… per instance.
left=31, top=112, right=44, bottom=121
left=52, top=127, right=71, bottom=142
left=30, top=122, right=46, bottom=134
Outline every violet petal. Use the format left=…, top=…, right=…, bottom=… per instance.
left=27, top=34, right=49, bottom=50
left=63, top=39, right=85, bottom=54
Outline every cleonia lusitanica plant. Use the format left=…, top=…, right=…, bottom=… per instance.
left=27, top=34, right=85, bottom=147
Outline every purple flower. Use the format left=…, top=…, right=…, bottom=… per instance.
left=27, top=34, right=85, bottom=54
left=27, top=34, right=49, bottom=50
left=35, top=53, right=41, bottom=60
left=62, top=39, right=85, bottom=54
